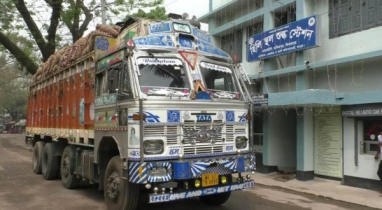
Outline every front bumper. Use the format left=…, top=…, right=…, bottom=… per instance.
left=128, top=153, right=256, bottom=184
left=149, top=180, right=255, bottom=203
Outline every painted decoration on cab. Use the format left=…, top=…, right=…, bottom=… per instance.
left=128, top=111, right=160, bottom=123
left=149, top=181, right=254, bottom=203
left=226, top=111, right=235, bottom=122
left=95, top=37, right=109, bottom=51
left=167, top=110, right=180, bottom=123
left=179, top=36, right=193, bottom=48
left=133, top=35, right=174, bottom=47
left=79, top=98, right=85, bottom=125
left=239, top=113, right=247, bottom=122
left=183, top=111, right=190, bottom=120
left=149, top=22, right=172, bottom=34
left=129, top=128, right=139, bottom=146
left=94, top=36, right=117, bottom=60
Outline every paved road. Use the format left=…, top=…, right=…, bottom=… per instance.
left=0, top=134, right=377, bottom=210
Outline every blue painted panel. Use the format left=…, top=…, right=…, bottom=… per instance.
left=248, top=15, right=318, bottom=61
left=172, top=162, right=192, bottom=179
left=149, top=22, right=172, bottom=34
left=178, top=35, right=193, bottom=48
left=133, top=35, right=174, bottom=47
left=167, top=110, right=180, bottom=123
left=197, top=40, right=230, bottom=58
left=236, top=156, right=245, bottom=172
left=226, top=111, right=235, bottom=122
left=192, top=27, right=211, bottom=43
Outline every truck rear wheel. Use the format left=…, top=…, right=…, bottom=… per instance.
left=199, top=192, right=231, bottom=206
left=60, top=145, right=80, bottom=189
left=42, top=143, right=60, bottom=180
left=32, top=141, right=46, bottom=174
left=104, top=156, right=139, bottom=210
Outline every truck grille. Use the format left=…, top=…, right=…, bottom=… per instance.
left=143, top=126, right=178, bottom=145
left=143, top=120, right=246, bottom=155
left=183, top=145, right=224, bottom=155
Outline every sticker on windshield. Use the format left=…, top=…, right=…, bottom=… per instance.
left=200, top=62, right=232, bottom=73
left=137, top=58, right=183, bottom=66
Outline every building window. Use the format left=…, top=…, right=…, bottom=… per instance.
left=273, top=4, right=296, bottom=28
left=361, top=119, right=382, bottom=155
left=330, top=0, right=382, bottom=38
left=221, top=30, right=243, bottom=63
left=246, top=22, right=263, bottom=39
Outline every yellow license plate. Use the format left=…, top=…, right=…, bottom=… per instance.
left=202, top=173, right=219, bottom=187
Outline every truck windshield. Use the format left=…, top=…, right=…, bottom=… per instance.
left=199, top=62, right=240, bottom=99
left=137, top=58, right=190, bottom=96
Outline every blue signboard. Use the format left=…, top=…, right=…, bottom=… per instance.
left=247, top=15, right=318, bottom=62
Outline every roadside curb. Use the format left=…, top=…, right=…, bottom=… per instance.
left=253, top=182, right=379, bottom=209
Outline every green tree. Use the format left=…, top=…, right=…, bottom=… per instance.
left=131, top=6, right=168, bottom=20
left=0, top=55, right=31, bottom=120
left=0, top=0, right=164, bottom=75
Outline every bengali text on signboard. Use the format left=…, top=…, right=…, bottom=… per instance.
left=247, top=15, right=318, bottom=62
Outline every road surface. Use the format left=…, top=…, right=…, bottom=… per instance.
left=0, top=134, right=377, bottom=210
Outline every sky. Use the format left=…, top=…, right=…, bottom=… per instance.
left=161, top=0, right=210, bottom=31
left=162, top=0, right=209, bottom=19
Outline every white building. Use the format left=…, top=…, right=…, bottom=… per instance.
left=200, top=0, right=382, bottom=190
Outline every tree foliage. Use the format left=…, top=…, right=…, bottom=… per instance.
left=0, top=0, right=164, bottom=75
left=0, top=55, right=31, bottom=120
left=131, top=6, right=168, bottom=20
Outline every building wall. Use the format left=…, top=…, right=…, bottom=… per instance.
left=306, top=61, right=382, bottom=93
left=203, top=0, right=382, bottom=187
left=306, top=1, right=382, bottom=63
left=264, top=110, right=297, bottom=171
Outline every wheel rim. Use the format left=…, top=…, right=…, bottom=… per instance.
left=33, top=148, right=38, bottom=169
left=106, top=172, right=120, bottom=201
left=61, top=155, right=70, bottom=179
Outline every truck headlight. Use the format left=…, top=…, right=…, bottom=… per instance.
left=235, top=136, right=248, bottom=149
left=144, top=140, right=164, bottom=155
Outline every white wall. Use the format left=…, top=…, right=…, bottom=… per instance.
left=343, top=117, right=380, bottom=180
left=305, top=1, right=382, bottom=63
left=266, top=110, right=297, bottom=171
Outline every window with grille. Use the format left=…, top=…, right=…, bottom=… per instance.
left=329, top=0, right=382, bottom=38
left=221, top=30, right=243, bottom=63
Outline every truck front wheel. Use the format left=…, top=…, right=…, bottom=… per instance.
left=104, top=156, right=139, bottom=210
left=32, top=141, right=46, bottom=174
left=199, top=192, right=231, bottom=206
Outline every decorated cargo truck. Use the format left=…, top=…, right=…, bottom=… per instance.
left=26, top=14, right=256, bottom=210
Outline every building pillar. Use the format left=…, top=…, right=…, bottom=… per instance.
left=260, top=0, right=278, bottom=173
left=296, top=111, right=314, bottom=180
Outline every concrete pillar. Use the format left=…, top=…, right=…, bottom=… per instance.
left=296, top=110, right=314, bottom=180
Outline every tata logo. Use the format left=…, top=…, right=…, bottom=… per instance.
left=196, top=115, right=212, bottom=122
